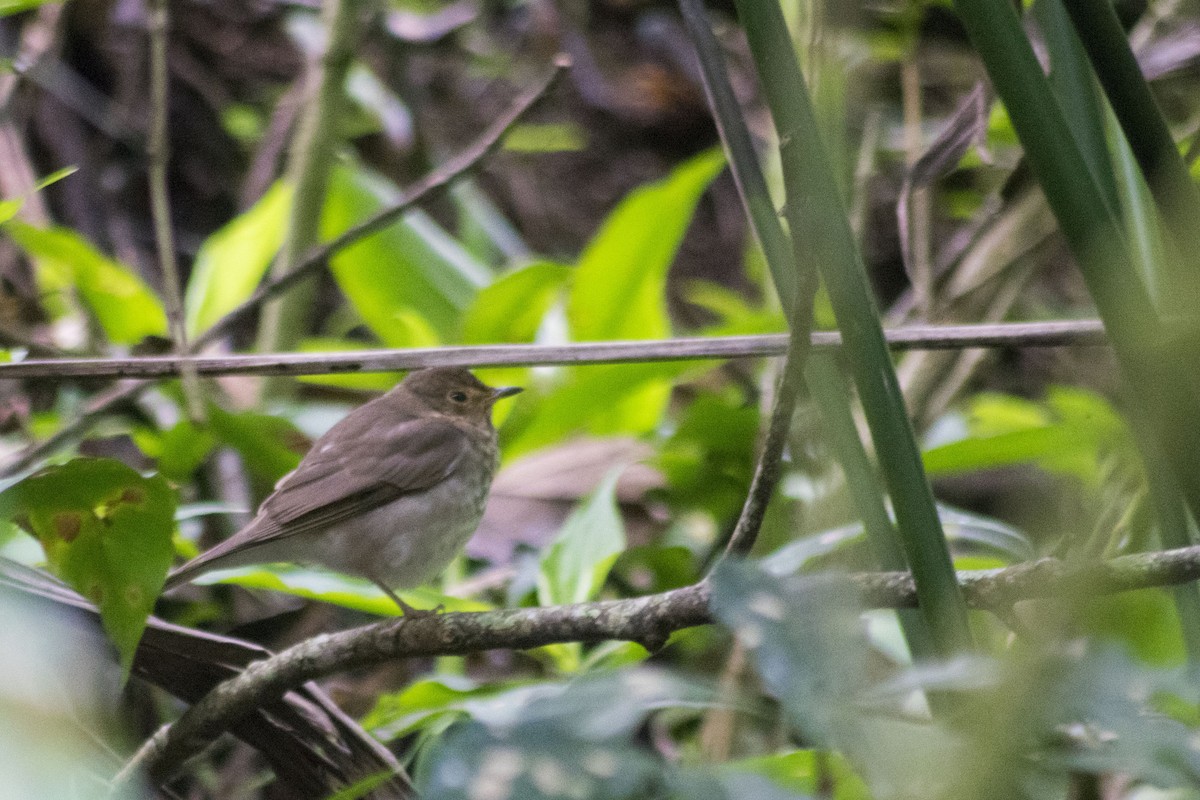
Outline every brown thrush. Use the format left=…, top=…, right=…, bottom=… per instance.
left=164, top=367, right=521, bottom=615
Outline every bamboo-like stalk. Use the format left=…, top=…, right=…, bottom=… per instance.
left=733, top=0, right=974, bottom=657
left=952, top=0, right=1200, bottom=541
left=678, top=0, right=940, bottom=664
left=253, top=0, right=362, bottom=400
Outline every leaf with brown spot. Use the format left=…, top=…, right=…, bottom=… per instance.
left=53, top=512, right=82, bottom=542
left=0, top=457, right=176, bottom=679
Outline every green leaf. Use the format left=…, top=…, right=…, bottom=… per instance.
left=568, top=148, right=726, bottom=341
left=206, top=404, right=306, bottom=483
left=5, top=222, right=167, bottom=344
left=1079, top=589, right=1186, bottom=667
left=503, top=122, right=587, bottom=153
left=503, top=361, right=703, bottom=458
left=721, top=750, right=870, bottom=800
left=132, top=420, right=216, bottom=482
left=185, top=181, right=292, bottom=336
left=0, top=166, right=76, bottom=226
left=0, top=0, right=58, bottom=17
left=537, top=469, right=626, bottom=607
left=460, top=260, right=572, bottom=345
left=923, top=388, right=1132, bottom=483
left=0, top=458, right=176, bottom=677
left=187, top=565, right=490, bottom=616
left=362, top=676, right=531, bottom=741
left=322, top=164, right=488, bottom=343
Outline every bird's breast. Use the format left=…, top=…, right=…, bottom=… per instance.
left=314, top=433, right=499, bottom=590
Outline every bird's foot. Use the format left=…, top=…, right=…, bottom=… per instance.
left=372, top=578, right=443, bottom=619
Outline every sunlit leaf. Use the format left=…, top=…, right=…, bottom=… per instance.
left=5, top=222, right=168, bottom=344
left=503, top=123, right=587, bottom=153
left=293, top=336, right=408, bottom=392
left=923, top=388, right=1133, bottom=483
left=460, top=260, right=572, bottom=345
left=363, top=676, right=534, bottom=741
left=502, top=361, right=704, bottom=458
left=186, top=565, right=490, bottom=616
left=132, top=420, right=217, bottom=482
left=322, top=164, right=488, bottom=343
left=206, top=404, right=307, bottom=483
left=0, top=458, right=176, bottom=677
left=538, top=469, right=626, bottom=607
left=568, top=148, right=726, bottom=341
left=185, top=181, right=292, bottom=336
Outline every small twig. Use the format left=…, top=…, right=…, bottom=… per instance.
left=718, top=322, right=809, bottom=561
left=0, top=320, right=1110, bottom=382
left=146, top=0, right=204, bottom=423
left=114, top=540, right=1200, bottom=788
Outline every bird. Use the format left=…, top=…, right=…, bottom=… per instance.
left=164, top=367, right=522, bottom=616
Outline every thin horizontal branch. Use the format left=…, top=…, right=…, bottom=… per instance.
left=118, top=539, right=1200, bottom=788
left=6, top=320, right=1106, bottom=381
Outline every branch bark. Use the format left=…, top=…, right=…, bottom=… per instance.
left=115, top=541, right=1200, bottom=789
left=2, top=319, right=1108, bottom=381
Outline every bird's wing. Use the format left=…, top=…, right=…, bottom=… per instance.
left=163, top=414, right=470, bottom=589
left=251, top=416, right=469, bottom=539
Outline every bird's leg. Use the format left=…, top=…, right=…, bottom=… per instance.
left=368, top=575, right=440, bottom=619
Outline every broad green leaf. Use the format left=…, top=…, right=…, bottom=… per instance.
left=688, top=280, right=787, bottom=336
left=420, top=671, right=709, bottom=799
left=722, top=750, right=870, bottom=800
left=132, top=420, right=216, bottom=482
left=568, top=148, right=726, bottom=341
left=186, top=565, right=489, bottom=616
left=923, top=388, right=1133, bottom=483
left=538, top=469, right=626, bottom=607
left=322, top=164, right=488, bottom=343
left=0, top=0, right=57, bottom=17
left=185, top=181, right=292, bottom=336
left=1079, top=589, right=1186, bottom=667
left=206, top=404, right=307, bottom=483
left=460, top=260, right=572, bottom=344
left=503, top=361, right=703, bottom=458
left=5, top=222, right=167, bottom=344
left=656, top=392, right=758, bottom=520
left=0, top=198, right=22, bottom=225
left=362, top=676, right=532, bottom=741
left=503, top=122, right=587, bottom=153
left=0, top=458, right=176, bottom=677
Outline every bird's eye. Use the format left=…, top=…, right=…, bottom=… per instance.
left=450, top=391, right=469, bottom=403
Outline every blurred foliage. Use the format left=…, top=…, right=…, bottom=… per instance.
left=2, top=0, right=1200, bottom=797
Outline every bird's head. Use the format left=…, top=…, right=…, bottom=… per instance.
left=400, top=367, right=522, bottom=421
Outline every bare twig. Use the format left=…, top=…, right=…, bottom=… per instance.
left=146, top=0, right=204, bottom=422
left=1, top=320, right=1109, bottom=382
left=114, top=540, right=1200, bottom=788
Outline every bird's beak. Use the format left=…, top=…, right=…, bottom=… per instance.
left=491, top=385, right=523, bottom=402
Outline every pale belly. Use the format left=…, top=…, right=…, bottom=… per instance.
left=310, top=470, right=490, bottom=590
